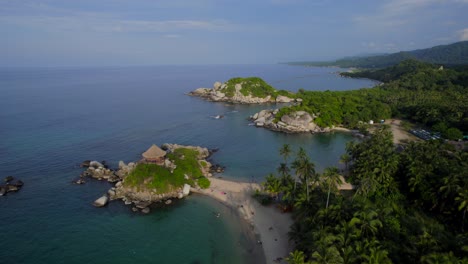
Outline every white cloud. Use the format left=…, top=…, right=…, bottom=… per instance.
left=459, top=28, right=468, bottom=40
left=0, top=14, right=236, bottom=33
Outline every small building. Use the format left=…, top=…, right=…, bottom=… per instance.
left=142, top=144, right=167, bottom=164
left=369, top=120, right=374, bottom=125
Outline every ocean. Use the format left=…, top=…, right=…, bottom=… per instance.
left=0, top=64, right=375, bottom=263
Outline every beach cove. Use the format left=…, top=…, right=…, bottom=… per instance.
left=0, top=65, right=375, bottom=263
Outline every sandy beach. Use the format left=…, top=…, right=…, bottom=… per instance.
left=385, top=119, right=419, bottom=144
left=192, top=176, right=355, bottom=263
left=192, top=178, right=294, bottom=263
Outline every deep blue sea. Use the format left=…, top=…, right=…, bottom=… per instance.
left=0, top=64, right=375, bottom=264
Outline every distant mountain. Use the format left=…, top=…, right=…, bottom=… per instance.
left=287, top=41, right=468, bottom=68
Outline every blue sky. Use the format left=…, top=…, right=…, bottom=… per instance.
left=1, top=0, right=467, bottom=66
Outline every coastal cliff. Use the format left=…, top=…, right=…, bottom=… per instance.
left=189, top=77, right=297, bottom=104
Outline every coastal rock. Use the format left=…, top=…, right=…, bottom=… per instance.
left=189, top=80, right=275, bottom=104
left=254, top=117, right=266, bottom=124
left=191, top=88, right=211, bottom=95
left=80, top=160, right=91, bottom=168
left=141, top=207, right=150, bottom=214
left=4, top=176, right=14, bottom=183
left=89, top=161, right=104, bottom=169
left=0, top=186, right=6, bottom=196
left=14, top=180, right=24, bottom=187
left=183, top=184, right=191, bottom=196
left=74, top=178, right=85, bottom=185
left=249, top=109, right=324, bottom=134
left=93, top=195, right=109, bottom=207
left=213, top=81, right=222, bottom=90
left=165, top=199, right=172, bottom=205
left=276, top=95, right=293, bottom=103
left=6, top=185, right=19, bottom=192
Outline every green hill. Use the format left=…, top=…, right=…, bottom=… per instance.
left=287, top=41, right=468, bottom=68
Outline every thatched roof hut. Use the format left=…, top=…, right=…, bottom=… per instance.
left=142, top=144, right=166, bottom=164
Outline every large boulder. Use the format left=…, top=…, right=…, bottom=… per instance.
left=80, top=160, right=91, bottom=168
left=191, top=88, right=211, bottom=95
left=89, top=161, right=104, bottom=169
left=235, top=83, right=242, bottom=93
left=276, top=95, right=292, bottom=103
left=183, top=184, right=191, bottom=196
left=281, top=111, right=313, bottom=130
left=93, top=195, right=109, bottom=207
left=0, top=186, right=6, bottom=196
left=213, top=82, right=222, bottom=90
left=255, top=117, right=266, bottom=124
left=4, top=176, right=13, bottom=183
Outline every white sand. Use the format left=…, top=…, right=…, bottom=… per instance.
left=385, top=119, right=419, bottom=144
left=192, top=178, right=293, bottom=263
left=192, top=176, right=355, bottom=263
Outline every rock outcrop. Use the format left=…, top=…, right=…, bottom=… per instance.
left=250, top=109, right=332, bottom=133
left=93, top=195, right=109, bottom=207
left=0, top=176, right=24, bottom=196
left=77, top=144, right=218, bottom=214
left=188, top=80, right=297, bottom=104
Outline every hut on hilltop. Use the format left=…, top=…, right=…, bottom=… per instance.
left=142, top=144, right=166, bottom=165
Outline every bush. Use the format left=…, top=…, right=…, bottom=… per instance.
left=197, top=176, right=211, bottom=189
left=443, top=127, right=463, bottom=140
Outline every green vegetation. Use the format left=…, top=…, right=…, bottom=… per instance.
left=124, top=148, right=209, bottom=193
left=223, top=77, right=277, bottom=98
left=287, top=41, right=468, bottom=68
left=343, top=60, right=468, bottom=133
left=275, top=89, right=391, bottom=128
left=197, top=176, right=210, bottom=189
left=275, top=60, right=468, bottom=135
left=261, top=130, right=468, bottom=264
left=222, top=76, right=294, bottom=99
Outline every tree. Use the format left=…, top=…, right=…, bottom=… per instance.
left=278, top=162, right=290, bottom=178
left=362, top=248, right=392, bottom=264
left=322, top=167, right=343, bottom=209
left=292, top=149, right=316, bottom=202
left=455, top=188, right=468, bottom=232
left=340, top=153, right=351, bottom=172
left=287, top=250, right=311, bottom=264
left=443, top=127, right=463, bottom=140
left=280, top=143, right=293, bottom=164
left=263, top=174, right=282, bottom=201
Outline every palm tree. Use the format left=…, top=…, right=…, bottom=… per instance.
left=362, top=248, right=392, bottom=264
left=322, top=167, right=343, bottom=209
left=292, top=154, right=316, bottom=202
left=280, top=143, right=292, bottom=164
left=278, top=162, right=290, bottom=178
left=455, top=188, right=468, bottom=231
left=311, top=234, right=344, bottom=264
left=339, top=153, right=351, bottom=172
left=286, top=250, right=311, bottom=264
left=263, top=173, right=281, bottom=201
left=352, top=207, right=383, bottom=238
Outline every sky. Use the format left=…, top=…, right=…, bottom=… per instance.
left=1, top=0, right=467, bottom=66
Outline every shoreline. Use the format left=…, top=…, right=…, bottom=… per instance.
left=192, top=177, right=294, bottom=264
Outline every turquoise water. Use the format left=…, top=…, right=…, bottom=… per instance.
left=0, top=65, right=374, bottom=263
